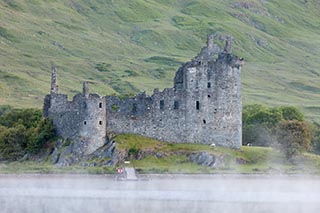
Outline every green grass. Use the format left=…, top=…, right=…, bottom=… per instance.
left=1, top=134, right=320, bottom=174
left=0, top=0, right=320, bottom=123
left=115, top=134, right=320, bottom=174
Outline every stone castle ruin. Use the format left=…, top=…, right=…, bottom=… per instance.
left=43, top=35, right=243, bottom=155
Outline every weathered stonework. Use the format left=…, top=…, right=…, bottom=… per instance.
left=43, top=35, right=243, bottom=154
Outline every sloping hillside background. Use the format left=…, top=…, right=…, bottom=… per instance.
left=0, top=0, right=320, bottom=122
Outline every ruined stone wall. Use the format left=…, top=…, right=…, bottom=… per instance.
left=106, top=88, right=188, bottom=143
left=46, top=92, right=107, bottom=154
left=44, top=34, right=243, bottom=152
left=105, top=50, right=242, bottom=148
left=105, top=34, right=242, bottom=148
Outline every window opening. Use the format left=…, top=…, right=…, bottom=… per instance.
left=203, top=119, right=206, bottom=124
left=208, top=95, right=211, bottom=98
left=196, top=101, right=200, bottom=110
left=174, top=100, right=179, bottom=109
left=160, top=100, right=164, bottom=110
left=99, top=102, right=102, bottom=108
left=99, top=121, right=102, bottom=125
left=132, top=103, right=137, bottom=113
left=84, top=121, right=87, bottom=125
left=207, top=82, right=211, bottom=88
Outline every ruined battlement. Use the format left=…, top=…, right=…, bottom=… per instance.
left=44, top=34, right=243, bottom=154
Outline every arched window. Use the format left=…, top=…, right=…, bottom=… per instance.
left=99, top=102, right=102, bottom=108
left=84, top=121, right=87, bottom=125
left=99, top=121, right=102, bottom=125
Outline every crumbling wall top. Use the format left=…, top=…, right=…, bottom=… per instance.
left=50, top=65, right=59, bottom=94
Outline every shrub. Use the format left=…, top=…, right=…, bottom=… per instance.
left=27, top=118, right=56, bottom=154
left=128, top=146, right=140, bottom=159
left=310, top=122, right=320, bottom=154
left=0, top=107, right=56, bottom=160
left=242, top=104, right=308, bottom=147
left=0, top=124, right=28, bottom=160
left=275, top=120, right=311, bottom=160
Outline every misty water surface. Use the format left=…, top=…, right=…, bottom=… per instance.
left=0, top=175, right=319, bottom=213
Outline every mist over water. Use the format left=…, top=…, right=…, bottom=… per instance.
left=1, top=175, right=320, bottom=213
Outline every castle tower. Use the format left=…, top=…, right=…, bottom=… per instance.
left=50, top=65, right=59, bottom=94
left=78, top=93, right=107, bottom=154
left=172, top=34, right=242, bottom=148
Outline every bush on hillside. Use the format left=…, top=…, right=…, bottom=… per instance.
left=0, top=108, right=56, bottom=161
left=275, top=120, right=311, bottom=160
left=242, top=104, right=312, bottom=159
left=310, top=122, right=320, bottom=155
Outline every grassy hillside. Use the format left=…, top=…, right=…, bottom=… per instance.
left=0, top=0, right=320, bottom=122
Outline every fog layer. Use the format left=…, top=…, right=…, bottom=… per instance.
left=0, top=175, right=319, bottom=213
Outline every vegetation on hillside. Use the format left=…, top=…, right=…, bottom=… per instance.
left=0, top=0, right=320, bottom=122
left=242, top=104, right=320, bottom=160
left=0, top=106, right=56, bottom=161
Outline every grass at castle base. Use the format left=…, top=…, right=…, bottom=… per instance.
left=2, top=134, right=320, bottom=175
left=115, top=134, right=320, bottom=175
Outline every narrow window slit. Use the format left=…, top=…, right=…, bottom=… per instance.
left=196, top=101, right=200, bottom=110
left=160, top=100, right=164, bottom=110
left=174, top=100, right=179, bottom=109
left=132, top=103, right=137, bottom=113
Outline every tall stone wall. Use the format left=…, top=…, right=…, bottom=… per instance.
left=106, top=88, right=188, bottom=143
left=44, top=34, right=243, bottom=153
left=105, top=44, right=242, bottom=148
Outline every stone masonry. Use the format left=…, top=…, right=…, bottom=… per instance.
left=43, top=35, right=244, bottom=155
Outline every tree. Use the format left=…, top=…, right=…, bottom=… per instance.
left=0, top=107, right=56, bottom=160
left=310, top=122, right=320, bottom=155
left=27, top=118, right=56, bottom=153
left=0, top=124, right=28, bottom=160
left=242, top=104, right=282, bottom=146
left=242, top=104, right=308, bottom=149
left=276, top=106, right=304, bottom=121
left=276, top=120, right=311, bottom=160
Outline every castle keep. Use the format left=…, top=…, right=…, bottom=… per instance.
left=43, top=35, right=243, bottom=155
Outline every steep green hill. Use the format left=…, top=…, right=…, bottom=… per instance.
left=0, top=0, right=320, bottom=122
